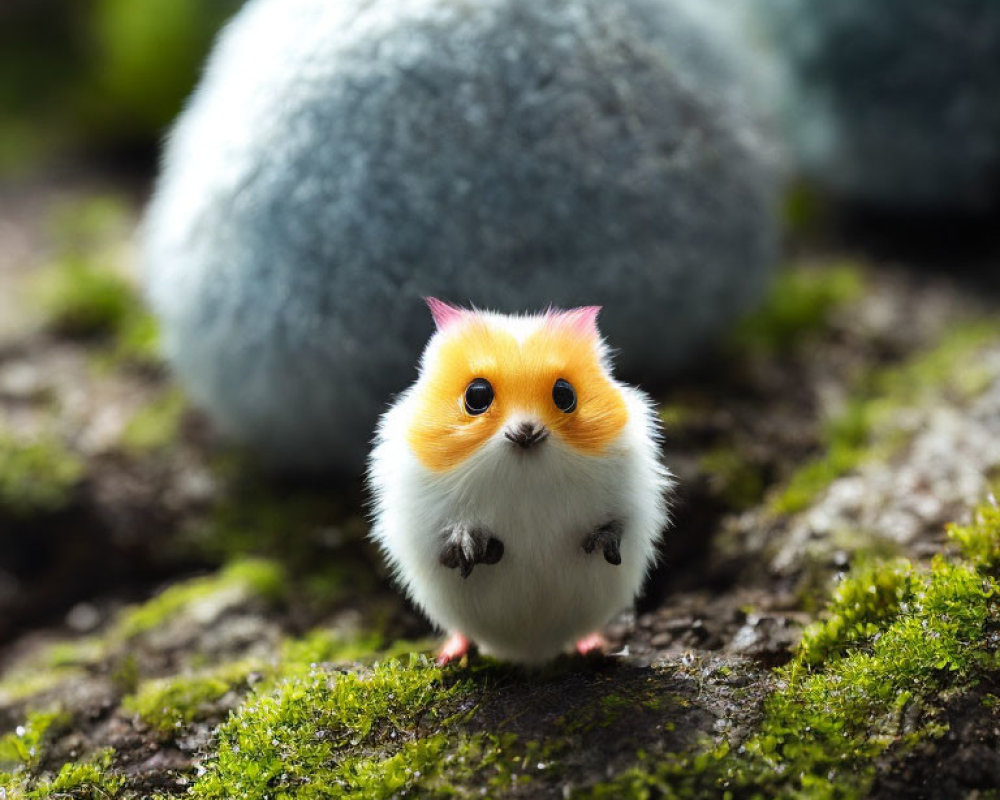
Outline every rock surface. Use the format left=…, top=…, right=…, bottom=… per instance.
left=754, top=0, right=1000, bottom=210
left=143, top=0, right=780, bottom=472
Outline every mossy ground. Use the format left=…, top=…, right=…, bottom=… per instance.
left=3, top=178, right=1000, bottom=798
left=771, top=320, right=1000, bottom=514
left=33, top=195, right=160, bottom=367
left=580, top=499, right=1000, bottom=799
left=0, top=428, right=83, bottom=517
left=7, top=500, right=1000, bottom=798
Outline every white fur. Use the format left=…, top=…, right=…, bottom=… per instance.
left=367, top=312, right=672, bottom=664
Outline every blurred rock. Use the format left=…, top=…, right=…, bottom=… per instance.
left=143, top=0, right=781, bottom=473
left=753, top=0, right=1000, bottom=211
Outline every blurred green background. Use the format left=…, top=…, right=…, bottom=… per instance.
left=0, top=0, right=242, bottom=173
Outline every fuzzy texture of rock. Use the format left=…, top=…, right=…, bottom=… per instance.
left=143, top=0, right=780, bottom=473
left=755, top=0, right=1000, bottom=210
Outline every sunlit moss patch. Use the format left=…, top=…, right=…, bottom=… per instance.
left=188, top=658, right=460, bottom=799
left=0, top=428, right=84, bottom=516
left=581, top=499, right=1000, bottom=799
left=772, top=321, right=1000, bottom=514
left=729, top=262, right=865, bottom=357
left=32, top=195, right=162, bottom=366
left=112, top=558, right=286, bottom=641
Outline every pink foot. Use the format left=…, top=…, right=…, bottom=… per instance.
left=575, top=632, right=608, bottom=657
left=437, top=632, right=471, bottom=666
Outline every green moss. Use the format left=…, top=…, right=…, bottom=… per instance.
left=0, top=710, right=69, bottom=770
left=772, top=321, right=1000, bottom=514
left=279, top=629, right=387, bottom=667
left=181, top=654, right=545, bottom=799
left=120, top=388, right=187, bottom=453
left=729, top=263, right=865, bottom=357
left=699, top=446, right=766, bottom=510
left=112, top=558, right=286, bottom=640
left=33, top=196, right=162, bottom=367
left=125, top=661, right=258, bottom=737
left=187, top=657, right=462, bottom=799
left=20, top=748, right=125, bottom=799
left=581, top=500, right=1000, bottom=799
left=37, top=197, right=132, bottom=333
left=795, top=558, right=912, bottom=668
left=32, top=748, right=122, bottom=795
left=111, top=308, right=161, bottom=364
left=0, top=638, right=104, bottom=705
left=46, top=195, right=130, bottom=251
left=0, top=429, right=84, bottom=516
left=948, top=500, right=1000, bottom=571
left=36, top=253, right=135, bottom=337
left=124, top=627, right=437, bottom=743
left=0, top=668, right=82, bottom=708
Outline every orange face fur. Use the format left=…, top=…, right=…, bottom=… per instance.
left=407, top=306, right=629, bottom=472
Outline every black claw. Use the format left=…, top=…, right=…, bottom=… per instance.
left=439, top=525, right=504, bottom=578
left=602, top=538, right=621, bottom=565
left=584, top=520, right=623, bottom=566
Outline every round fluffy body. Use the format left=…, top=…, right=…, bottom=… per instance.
left=755, top=0, right=1000, bottom=210
left=143, top=0, right=779, bottom=473
left=368, top=306, right=672, bottom=664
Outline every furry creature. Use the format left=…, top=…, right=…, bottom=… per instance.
left=368, top=300, right=672, bottom=665
left=142, top=0, right=780, bottom=474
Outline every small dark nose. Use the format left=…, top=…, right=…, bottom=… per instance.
left=504, top=421, right=549, bottom=449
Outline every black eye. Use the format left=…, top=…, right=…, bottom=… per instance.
left=464, top=378, right=494, bottom=415
left=552, top=378, right=577, bottom=413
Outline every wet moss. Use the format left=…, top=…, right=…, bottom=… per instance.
left=186, top=657, right=463, bottom=799
left=0, top=710, right=69, bottom=771
left=796, top=559, right=911, bottom=667
left=948, top=501, right=1000, bottom=572
left=0, top=428, right=84, bottom=516
left=3, top=747, right=126, bottom=799
left=729, top=263, right=864, bottom=357
left=125, top=660, right=259, bottom=738
left=581, top=499, right=1000, bottom=799
left=124, top=627, right=438, bottom=743
left=772, top=321, right=1000, bottom=514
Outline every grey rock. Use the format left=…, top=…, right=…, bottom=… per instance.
left=752, top=0, right=1000, bottom=210
left=143, top=0, right=780, bottom=473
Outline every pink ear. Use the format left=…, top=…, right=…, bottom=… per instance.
left=549, top=305, right=601, bottom=338
left=425, top=297, right=466, bottom=331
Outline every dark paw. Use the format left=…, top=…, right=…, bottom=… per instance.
left=439, top=524, right=504, bottom=578
left=583, top=520, right=623, bottom=566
